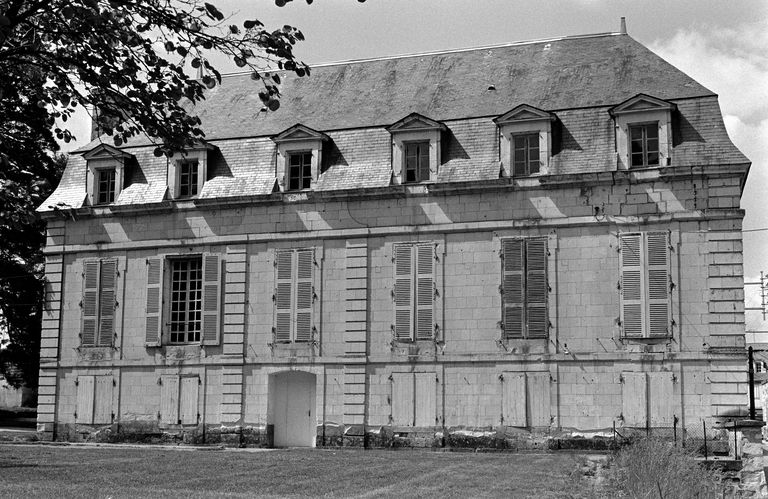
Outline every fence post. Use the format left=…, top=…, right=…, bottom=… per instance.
left=733, top=423, right=738, bottom=460
left=613, top=420, right=616, bottom=448
left=703, top=420, right=708, bottom=461
left=673, top=415, right=677, bottom=446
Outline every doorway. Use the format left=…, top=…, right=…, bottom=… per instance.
left=268, top=371, right=317, bottom=447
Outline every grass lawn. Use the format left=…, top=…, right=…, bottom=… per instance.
left=0, top=444, right=595, bottom=498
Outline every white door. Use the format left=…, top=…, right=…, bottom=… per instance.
left=271, top=371, right=316, bottom=447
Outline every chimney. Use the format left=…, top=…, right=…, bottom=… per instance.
left=620, top=17, right=627, bottom=35
left=90, top=105, right=100, bottom=141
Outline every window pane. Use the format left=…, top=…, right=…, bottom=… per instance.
left=630, top=126, right=643, bottom=141
left=645, top=125, right=658, bottom=140
left=647, top=152, right=659, bottom=165
left=631, top=153, right=644, bottom=167
left=630, top=139, right=644, bottom=154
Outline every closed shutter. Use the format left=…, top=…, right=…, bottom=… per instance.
left=502, top=240, right=524, bottom=339
left=526, top=239, right=548, bottom=338
left=145, top=258, right=164, bottom=346
left=97, top=259, right=117, bottom=347
left=160, top=375, right=180, bottom=425
left=274, top=251, right=293, bottom=343
left=93, top=376, right=113, bottom=424
left=294, top=249, right=313, bottom=343
left=415, top=245, right=434, bottom=340
left=391, top=372, right=414, bottom=426
left=179, top=377, right=199, bottom=425
left=393, top=245, right=414, bottom=341
left=415, top=372, right=436, bottom=426
left=81, top=261, right=99, bottom=347
left=648, top=372, right=674, bottom=426
left=622, top=372, right=647, bottom=427
left=201, top=254, right=221, bottom=345
left=502, top=373, right=526, bottom=426
left=620, top=235, right=643, bottom=338
left=646, top=233, right=670, bottom=337
left=528, top=372, right=551, bottom=427
left=76, top=375, right=95, bottom=424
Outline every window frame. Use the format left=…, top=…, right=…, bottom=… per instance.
left=608, top=94, right=675, bottom=170
left=628, top=122, right=660, bottom=168
left=403, top=140, right=431, bottom=183
left=287, top=150, right=314, bottom=191
left=167, top=256, right=204, bottom=345
left=167, top=146, right=211, bottom=200
left=176, top=159, right=200, bottom=199
left=95, top=167, right=117, bottom=205
left=511, top=132, right=542, bottom=177
left=387, top=113, right=445, bottom=186
left=83, top=144, right=130, bottom=207
left=500, top=238, right=549, bottom=340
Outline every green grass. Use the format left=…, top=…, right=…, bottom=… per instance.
left=0, top=444, right=592, bottom=498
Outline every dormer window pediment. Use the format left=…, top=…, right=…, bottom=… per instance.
left=494, top=104, right=556, bottom=178
left=83, top=144, right=133, bottom=206
left=273, top=124, right=329, bottom=192
left=388, top=113, right=445, bottom=185
left=609, top=94, right=676, bottom=169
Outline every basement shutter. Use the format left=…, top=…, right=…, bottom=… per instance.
left=93, top=376, right=113, bottom=424
left=528, top=372, right=551, bottom=427
left=648, top=372, right=674, bottom=426
left=391, top=372, right=414, bottom=426
left=620, top=235, right=643, bottom=338
left=179, top=377, right=199, bottom=425
left=160, top=375, right=180, bottom=425
left=622, top=372, right=647, bottom=427
left=81, top=261, right=99, bottom=347
left=97, top=259, right=117, bottom=347
left=393, top=245, right=414, bottom=341
left=76, top=375, right=95, bottom=424
left=295, top=249, right=314, bottom=343
left=274, top=251, right=293, bottom=343
left=414, top=372, right=436, bottom=426
left=145, top=258, right=164, bottom=346
left=502, top=240, right=524, bottom=339
left=646, top=233, right=670, bottom=337
left=415, top=245, right=434, bottom=340
left=201, top=254, right=221, bottom=345
left=502, top=372, right=526, bottom=426
left=525, top=239, right=548, bottom=338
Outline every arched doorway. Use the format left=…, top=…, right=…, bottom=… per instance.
left=268, top=371, right=317, bottom=447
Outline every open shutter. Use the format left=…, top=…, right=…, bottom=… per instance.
left=393, top=245, right=414, bottom=341
left=145, top=258, right=164, bottom=346
left=167, top=161, right=177, bottom=199
left=97, top=259, right=117, bottom=347
left=415, top=245, right=434, bottom=340
left=391, top=372, right=414, bottom=426
left=526, top=239, right=548, bottom=338
left=93, top=376, right=113, bottom=424
left=179, top=377, right=199, bottom=425
left=646, top=233, right=670, bottom=337
left=201, top=254, right=221, bottom=345
left=620, top=235, right=644, bottom=338
left=622, top=372, right=647, bottom=427
left=502, top=240, right=524, bottom=339
left=649, top=372, right=674, bottom=426
left=415, top=372, right=436, bottom=426
left=160, top=375, right=180, bottom=425
left=274, top=251, right=293, bottom=343
left=528, top=372, right=551, bottom=427
left=76, top=375, right=95, bottom=424
left=81, top=261, right=99, bottom=347
left=502, top=373, right=527, bottom=426
left=295, top=249, right=314, bottom=343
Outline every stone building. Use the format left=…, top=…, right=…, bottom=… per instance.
left=36, top=27, right=750, bottom=447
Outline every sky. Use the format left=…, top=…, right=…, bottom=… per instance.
left=58, top=0, right=768, bottom=327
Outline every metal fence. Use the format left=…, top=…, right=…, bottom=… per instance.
left=612, top=417, right=737, bottom=460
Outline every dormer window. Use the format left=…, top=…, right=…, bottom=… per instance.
left=273, top=124, right=329, bottom=192
left=83, top=144, right=132, bottom=206
left=178, top=159, right=199, bottom=198
left=387, top=113, right=446, bottom=185
left=609, top=94, right=675, bottom=170
left=168, top=144, right=214, bottom=200
left=494, top=105, right=555, bottom=178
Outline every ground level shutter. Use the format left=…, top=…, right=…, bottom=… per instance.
left=93, top=376, right=113, bottom=424
left=622, top=372, right=647, bottom=427
left=179, top=377, right=199, bottom=425
left=414, top=372, right=436, bottom=426
left=391, top=372, right=414, bottom=426
left=528, top=372, right=551, bottom=427
left=648, top=372, right=674, bottom=426
left=76, top=375, right=95, bottom=424
left=502, top=373, right=527, bottom=426
left=160, top=375, right=180, bottom=425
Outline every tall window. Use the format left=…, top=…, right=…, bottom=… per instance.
left=169, top=257, right=202, bottom=344
left=501, top=238, right=547, bottom=339
left=274, top=249, right=314, bottom=343
left=96, top=169, right=116, bottom=204
left=288, top=152, right=313, bottom=190
left=513, top=133, right=541, bottom=176
left=404, top=142, right=430, bottom=183
left=81, top=259, right=118, bottom=347
left=178, top=160, right=199, bottom=198
left=393, top=243, right=434, bottom=341
left=620, top=232, right=671, bottom=338
left=629, top=123, right=659, bottom=168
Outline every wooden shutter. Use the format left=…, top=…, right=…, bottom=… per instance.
left=502, top=240, right=524, bottom=339
left=160, top=375, right=180, bottom=424
left=201, top=254, right=221, bottom=345
left=622, top=372, right=647, bottom=427
left=415, top=372, right=436, bottom=426
left=145, top=258, right=164, bottom=346
left=525, top=239, right=548, bottom=338
left=93, top=376, right=113, bottom=424
left=528, top=372, right=551, bottom=427
left=415, top=245, right=434, bottom=340
left=646, top=233, right=670, bottom=337
left=274, top=251, right=293, bottom=342
left=97, top=259, right=117, bottom=347
left=391, top=372, right=414, bottom=426
left=393, top=245, right=414, bottom=341
left=179, top=377, right=199, bottom=425
left=294, top=249, right=314, bottom=343
left=620, top=235, right=643, bottom=338
left=648, top=372, right=674, bottom=426
left=76, top=375, right=95, bottom=424
left=81, top=261, right=99, bottom=347
left=167, top=160, right=177, bottom=199
left=502, top=373, right=526, bottom=426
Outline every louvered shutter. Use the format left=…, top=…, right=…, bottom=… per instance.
left=526, top=239, right=548, bottom=338
left=201, top=254, right=221, bottom=345
left=502, top=240, right=524, bottom=339
left=274, top=251, right=293, bottom=342
left=76, top=375, right=95, bottom=423
left=81, top=261, right=99, bottom=347
left=646, top=233, right=670, bottom=337
left=97, top=259, right=117, bottom=347
left=295, top=249, right=314, bottom=343
left=160, top=375, right=180, bottom=425
left=393, top=245, right=414, bottom=340
left=620, top=235, right=644, bottom=338
left=145, top=258, right=164, bottom=346
left=415, top=245, right=434, bottom=340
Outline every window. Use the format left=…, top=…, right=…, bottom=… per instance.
left=274, top=249, right=315, bottom=343
left=96, top=168, right=116, bottom=204
left=81, top=259, right=118, bottom=347
left=629, top=123, right=659, bottom=168
left=393, top=243, right=435, bottom=341
left=144, top=254, right=221, bottom=346
left=167, top=145, right=213, bottom=200
left=288, top=152, right=313, bottom=190
left=512, top=133, right=541, bottom=176
left=619, top=232, right=671, bottom=338
left=501, top=238, right=547, bottom=339
left=178, top=160, right=200, bottom=198
left=404, top=142, right=430, bottom=183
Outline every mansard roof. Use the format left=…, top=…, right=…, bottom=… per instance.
left=608, top=93, right=677, bottom=117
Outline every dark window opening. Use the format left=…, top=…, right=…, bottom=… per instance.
left=404, top=142, right=430, bottom=183
left=512, top=133, right=540, bottom=176
left=629, top=123, right=660, bottom=168
left=96, top=169, right=116, bottom=204
left=178, top=160, right=199, bottom=198
left=288, top=152, right=313, bottom=190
